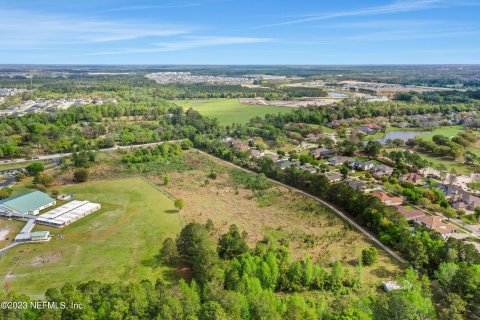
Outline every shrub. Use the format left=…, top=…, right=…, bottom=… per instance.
left=361, top=247, right=378, bottom=266
left=73, top=168, right=89, bottom=183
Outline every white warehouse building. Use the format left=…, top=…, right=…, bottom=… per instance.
left=36, top=200, right=101, bottom=227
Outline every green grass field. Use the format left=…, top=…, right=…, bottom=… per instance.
left=171, top=98, right=293, bottom=125
left=418, top=152, right=473, bottom=175
left=0, top=177, right=183, bottom=297
left=417, top=125, right=463, bottom=141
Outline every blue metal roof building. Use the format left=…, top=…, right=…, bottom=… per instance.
left=0, top=191, right=56, bottom=215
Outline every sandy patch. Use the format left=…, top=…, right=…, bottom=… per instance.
left=0, top=228, right=10, bottom=241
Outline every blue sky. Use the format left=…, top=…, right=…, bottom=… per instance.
left=0, top=0, right=479, bottom=64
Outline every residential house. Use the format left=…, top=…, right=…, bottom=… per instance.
left=372, top=165, right=394, bottom=178
left=418, top=120, right=439, bottom=128
left=446, top=186, right=480, bottom=211
left=297, top=165, right=317, bottom=174
left=356, top=126, right=377, bottom=135
left=264, top=152, right=279, bottom=162
left=305, top=133, right=317, bottom=140
left=249, top=149, right=264, bottom=159
left=322, top=172, right=342, bottom=183
left=392, top=205, right=425, bottom=221
left=348, top=160, right=376, bottom=171
left=416, top=215, right=457, bottom=238
left=371, top=192, right=404, bottom=206
left=364, top=123, right=382, bottom=130
left=345, top=180, right=367, bottom=191
left=358, top=161, right=376, bottom=171
left=400, top=172, right=424, bottom=185
left=395, top=121, right=410, bottom=128
left=231, top=139, right=250, bottom=152
left=328, top=156, right=354, bottom=166
left=275, top=160, right=292, bottom=170
left=310, top=148, right=336, bottom=159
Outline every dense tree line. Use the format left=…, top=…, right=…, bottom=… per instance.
left=192, top=136, right=480, bottom=316
left=413, top=130, right=478, bottom=160
left=0, top=223, right=441, bottom=319
left=120, top=143, right=182, bottom=164
left=0, top=100, right=223, bottom=157
left=394, top=90, right=480, bottom=104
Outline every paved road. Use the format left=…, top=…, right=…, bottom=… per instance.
left=0, top=140, right=186, bottom=165
left=193, top=148, right=407, bottom=265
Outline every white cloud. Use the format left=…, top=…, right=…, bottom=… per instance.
left=252, top=0, right=469, bottom=29
left=90, top=36, right=274, bottom=55
left=350, top=28, right=480, bottom=41
left=105, top=2, right=201, bottom=12
left=0, top=8, right=192, bottom=46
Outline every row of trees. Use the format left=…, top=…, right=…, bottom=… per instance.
left=0, top=97, right=224, bottom=157
left=414, top=130, right=478, bottom=161
left=193, top=135, right=480, bottom=316
left=3, top=222, right=416, bottom=319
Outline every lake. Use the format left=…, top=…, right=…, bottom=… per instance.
left=375, top=130, right=426, bottom=144
left=328, top=92, right=349, bottom=98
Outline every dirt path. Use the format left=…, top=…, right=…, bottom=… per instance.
left=64, top=209, right=139, bottom=238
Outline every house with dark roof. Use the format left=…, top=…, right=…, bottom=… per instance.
left=345, top=180, right=367, bottom=191
left=446, top=186, right=480, bottom=211
left=310, top=148, right=336, bottom=159
left=356, top=126, right=377, bottom=135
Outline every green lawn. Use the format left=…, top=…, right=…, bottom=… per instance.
left=0, top=177, right=184, bottom=297
left=305, top=123, right=336, bottom=133
left=171, top=98, right=293, bottom=125
left=417, top=152, right=472, bottom=175
left=418, top=125, right=463, bottom=141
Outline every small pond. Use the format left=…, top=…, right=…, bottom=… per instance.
left=375, top=131, right=426, bottom=144
left=328, top=92, right=349, bottom=98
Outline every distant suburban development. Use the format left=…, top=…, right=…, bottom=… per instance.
left=146, top=71, right=252, bottom=84
left=0, top=98, right=117, bottom=116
